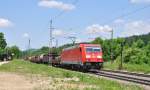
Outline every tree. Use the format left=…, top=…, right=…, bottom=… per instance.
left=144, top=42, right=150, bottom=65
left=0, top=48, right=4, bottom=54
left=111, top=38, right=125, bottom=61
left=91, top=37, right=103, bottom=45
left=40, top=46, right=49, bottom=54
left=0, top=32, right=7, bottom=49
left=132, top=39, right=144, bottom=48
left=9, top=46, right=21, bottom=58
left=102, top=41, right=111, bottom=61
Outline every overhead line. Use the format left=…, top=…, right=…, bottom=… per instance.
left=52, top=0, right=79, bottom=20
left=66, top=3, right=150, bottom=34
left=103, top=4, right=150, bottom=25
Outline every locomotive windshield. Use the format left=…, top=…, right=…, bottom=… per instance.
left=94, top=48, right=101, bottom=52
left=86, top=48, right=93, bottom=52
left=86, top=47, right=101, bottom=52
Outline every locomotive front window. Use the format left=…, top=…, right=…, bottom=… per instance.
left=86, top=47, right=101, bottom=52
left=93, top=48, right=101, bottom=52
left=86, top=48, right=93, bottom=52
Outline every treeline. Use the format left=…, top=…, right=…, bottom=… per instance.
left=1, top=31, right=150, bottom=65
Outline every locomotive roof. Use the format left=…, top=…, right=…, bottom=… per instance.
left=63, top=44, right=101, bottom=51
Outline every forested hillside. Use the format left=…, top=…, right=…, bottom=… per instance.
left=125, top=33, right=150, bottom=46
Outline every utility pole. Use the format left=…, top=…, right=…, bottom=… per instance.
left=110, top=29, right=114, bottom=63
left=28, top=38, right=31, bottom=57
left=55, top=39, right=58, bottom=48
left=49, top=19, right=53, bottom=54
left=119, top=42, right=124, bottom=70
left=49, top=19, right=55, bottom=64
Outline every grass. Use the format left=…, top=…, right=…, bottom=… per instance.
left=104, top=61, right=150, bottom=74
left=0, top=59, right=143, bottom=90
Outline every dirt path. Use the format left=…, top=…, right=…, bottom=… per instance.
left=0, top=72, right=93, bottom=90
left=0, top=72, right=37, bottom=90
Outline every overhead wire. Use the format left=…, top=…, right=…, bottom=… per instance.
left=73, top=3, right=150, bottom=37
left=102, top=4, right=150, bottom=25
left=52, top=0, right=79, bottom=20
left=72, top=3, right=150, bottom=29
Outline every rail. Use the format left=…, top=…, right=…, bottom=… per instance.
left=89, top=69, right=150, bottom=86
left=102, top=69, right=150, bottom=77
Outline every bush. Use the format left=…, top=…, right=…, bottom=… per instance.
left=123, top=47, right=150, bottom=65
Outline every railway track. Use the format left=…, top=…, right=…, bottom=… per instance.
left=89, top=69, right=150, bottom=86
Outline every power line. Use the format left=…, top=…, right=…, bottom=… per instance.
left=52, top=0, right=79, bottom=20
left=103, top=4, right=150, bottom=25
left=72, top=4, right=150, bottom=30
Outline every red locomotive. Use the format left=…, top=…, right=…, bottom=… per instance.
left=58, top=44, right=103, bottom=70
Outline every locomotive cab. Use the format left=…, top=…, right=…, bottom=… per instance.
left=82, top=44, right=103, bottom=70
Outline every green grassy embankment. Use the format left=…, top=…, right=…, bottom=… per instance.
left=0, top=59, right=143, bottom=90
left=104, top=61, right=150, bottom=74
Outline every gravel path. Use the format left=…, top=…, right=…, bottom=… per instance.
left=0, top=72, right=37, bottom=90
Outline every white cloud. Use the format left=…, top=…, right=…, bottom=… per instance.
left=52, top=30, right=64, bottom=37
left=0, top=18, right=13, bottom=28
left=38, top=0, right=75, bottom=11
left=114, top=19, right=125, bottom=24
left=130, top=0, right=150, bottom=4
left=122, top=21, right=150, bottom=36
left=86, top=24, right=112, bottom=34
left=23, top=33, right=29, bottom=38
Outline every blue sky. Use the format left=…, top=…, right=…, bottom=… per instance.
left=0, top=0, right=150, bottom=50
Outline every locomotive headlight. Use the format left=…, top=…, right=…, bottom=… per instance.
left=97, top=56, right=102, bottom=58
left=86, top=55, right=91, bottom=58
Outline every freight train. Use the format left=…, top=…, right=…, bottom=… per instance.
left=27, top=43, right=103, bottom=70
